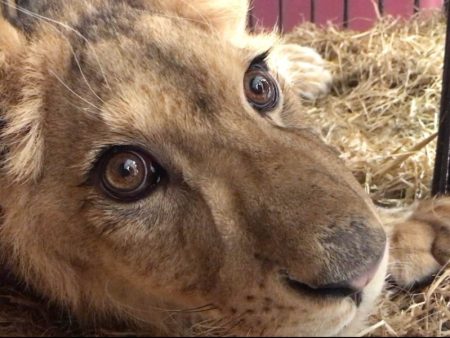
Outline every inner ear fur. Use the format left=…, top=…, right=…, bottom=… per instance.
left=0, top=20, right=70, bottom=183
left=0, top=17, right=26, bottom=178
left=0, top=16, right=25, bottom=58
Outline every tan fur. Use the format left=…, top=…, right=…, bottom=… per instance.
left=384, top=198, right=450, bottom=288
left=0, top=0, right=446, bottom=336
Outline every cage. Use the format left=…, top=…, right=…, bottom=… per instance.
left=249, top=0, right=445, bottom=32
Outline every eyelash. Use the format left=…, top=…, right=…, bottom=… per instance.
left=250, top=50, right=271, bottom=70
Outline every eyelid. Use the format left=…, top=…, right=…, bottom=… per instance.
left=249, top=49, right=271, bottom=70
left=79, top=146, right=114, bottom=187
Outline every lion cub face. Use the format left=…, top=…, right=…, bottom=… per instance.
left=0, top=0, right=387, bottom=336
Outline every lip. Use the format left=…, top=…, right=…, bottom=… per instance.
left=280, top=242, right=387, bottom=306
left=282, top=271, right=361, bottom=299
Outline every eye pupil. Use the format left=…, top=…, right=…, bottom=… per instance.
left=251, top=75, right=268, bottom=95
left=120, top=159, right=139, bottom=178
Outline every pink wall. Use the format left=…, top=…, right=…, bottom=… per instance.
left=282, top=0, right=311, bottom=32
left=383, top=0, right=415, bottom=18
left=314, top=0, right=345, bottom=27
left=421, top=0, right=444, bottom=10
left=250, top=0, right=281, bottom=31
left=347, top=0, right=379, bottom=31
left=250, top=0, right=445, bottom=32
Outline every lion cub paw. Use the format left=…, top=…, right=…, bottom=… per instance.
left=387, top=198, right=450, bottom=288
left=269, top=43, right=332, bottom=100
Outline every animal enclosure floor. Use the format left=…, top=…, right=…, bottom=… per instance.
left=287, top=12, right=449, bottom=337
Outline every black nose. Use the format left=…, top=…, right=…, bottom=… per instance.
left=281, top=258, right=381, bottom=307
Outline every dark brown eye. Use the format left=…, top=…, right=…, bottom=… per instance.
left=244, top=64, right=279, bottom=112
left=97, top=146, right=164, bottom=202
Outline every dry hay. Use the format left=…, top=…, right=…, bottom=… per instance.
left=287, top=11, right=444, bottom=208
left=0, top=10, right=449, bottom=337
left=287, top=10, right=449, bottom=337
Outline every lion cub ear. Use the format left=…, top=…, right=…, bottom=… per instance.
left=163, top=0, right=250, bottom=38
left=0, top=18, right=26, bottom=59
left=0, top=17, right=51, bottom=184
left=0, top=18, right=31, bottom=183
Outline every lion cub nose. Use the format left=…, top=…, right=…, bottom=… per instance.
left=343, top=262, right=380, bottom=290
left=282, top=258, right=382, bottom=307
left=321, top=259, right=381, bottom=291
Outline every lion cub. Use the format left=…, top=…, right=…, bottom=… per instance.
left=0, top=0, right=448, bottom=336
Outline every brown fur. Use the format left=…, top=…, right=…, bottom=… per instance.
left=0, top=0, right=447, bottom=336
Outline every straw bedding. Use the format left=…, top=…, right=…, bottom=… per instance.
left=287, top=11, right=449, bottom=337
left=0, top=11, right=448, bottom=337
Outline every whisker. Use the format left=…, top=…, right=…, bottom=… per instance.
left=103, top=284, right=218, bottom=319
left=167, top=303, right=217, bottom=314
left=0, top=0, right=111, bottom=90
left=48, top=69, right=103, bottom=112
left=59, top=32, right=110, bottom=107
left=221, top=315, right=247, bottom=336
left=1, top=0, right=111, bottom=114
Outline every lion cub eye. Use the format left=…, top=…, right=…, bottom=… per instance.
left=96, top=146, right=164, bottom=202
left=244, top=61, right=280, bottom=113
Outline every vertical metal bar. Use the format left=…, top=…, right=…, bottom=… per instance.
left=432, top=2, right=450, bottom=195
left=414, top=0, right=421, bottom=12
left=378, top=0, right=384, bottom=15
left=343, top=0, right=349, bottom=28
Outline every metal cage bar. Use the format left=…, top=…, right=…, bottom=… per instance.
left=432, top=1, right=450, bottom=195
left=249, top=0, right=442, bottom=32
left=248, top=0, right=449, bottom=196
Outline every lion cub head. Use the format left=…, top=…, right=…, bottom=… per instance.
left=0, top=0, right=387, bottom=336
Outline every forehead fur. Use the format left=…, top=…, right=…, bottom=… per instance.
left=0, top=0, right=274, bottom=184
left=54, top=11, right=274, bottom=180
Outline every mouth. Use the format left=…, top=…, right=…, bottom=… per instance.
left=281, top=271, right=363, bottom=306
left=279, top=246, right=386, bottom=309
